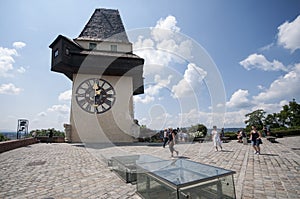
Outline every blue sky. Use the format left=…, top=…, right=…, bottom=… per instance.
left=0, top=0, right=300, bottom=131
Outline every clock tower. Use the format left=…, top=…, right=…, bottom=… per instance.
left=49, top=8, right=144, bottom=143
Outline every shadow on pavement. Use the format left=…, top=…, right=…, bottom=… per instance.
left=259, top=153, right=279, bottom=156
left=220, top=150, right=234, bottom=153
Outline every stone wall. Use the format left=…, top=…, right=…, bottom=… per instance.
left=36, top=136, right=65, bottom=143
left=0, top=138, right=38, bottom=153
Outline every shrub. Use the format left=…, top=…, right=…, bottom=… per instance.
left=0, top=133, right=10, bottom=142
left=30, top=128, right=65, bottom=137
left=269, top=128, right=300, bottom=137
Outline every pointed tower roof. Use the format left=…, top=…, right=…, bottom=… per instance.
left=76, top=8, right=130, bottom=43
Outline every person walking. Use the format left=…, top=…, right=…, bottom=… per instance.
left=250, top=125, right=262, bottom=154
left=168, top=128, right=179, bottom=158
left=212, top=126, right=222, bottom=151
left=240, top=128, right=248, bottom=145
left=162, top=128, right=169, bottom=148
left=221, top=128, right=225, bottom=138
left=48, top=129, right=54, bottom=144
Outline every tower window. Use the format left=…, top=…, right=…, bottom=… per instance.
left=111, top=45, right=117, bottom=52
left=65, top=48, right=70, bottom=55
left=89, top=43, right=97, bottom=50
left=54, top=49, right=59, bottom=57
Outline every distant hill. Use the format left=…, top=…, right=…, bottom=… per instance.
left=0, top=132, right=18, bottom=140
left=223, top=128, right=242, bottom=133
left=206, top=128, right=242, bottom=132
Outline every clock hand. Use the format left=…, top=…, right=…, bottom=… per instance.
left=93, top=83, right=99, bottom=107
left=93, top=83, right=99, bottom=93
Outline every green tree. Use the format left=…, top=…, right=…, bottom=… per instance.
left=264, top=113, right=280, bottom=128
left=278, top=99, right=300, bottom=127
left=244, top=99, right=300, bottom=130
left=276, top=99, right=300, bottom=127
left=244, top=109, right=266, bottom=130
left=288, top=99, right=300, bottom=126
left=277, top=105, right=290, bottom=127
left=0, top=133, right=9, bottom=142
left=30, top=128, right=65, bottom=137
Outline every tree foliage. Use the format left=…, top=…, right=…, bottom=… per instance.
left=245, top=99, right=300, bottom=129
left=244, top=109, right=266, bottom=130
left=0, top=133, right=10, bottom=142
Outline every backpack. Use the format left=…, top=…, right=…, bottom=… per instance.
left=241, top=131, right=246, bottom=138
left=168, top=132, right=173, bottom=141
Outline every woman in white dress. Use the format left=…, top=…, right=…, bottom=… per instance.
left=212, top=126, right=222, bottom=151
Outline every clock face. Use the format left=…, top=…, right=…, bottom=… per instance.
left=75, top=78, right=116, bottom=114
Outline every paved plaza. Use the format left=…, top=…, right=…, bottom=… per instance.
left=0, top=136, right=299, bottom=199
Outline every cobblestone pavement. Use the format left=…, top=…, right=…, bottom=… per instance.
left=0, top=136, right=299, bottom=199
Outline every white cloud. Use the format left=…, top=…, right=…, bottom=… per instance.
left=141, top=110, right=173, bottom=130
left=224, top=109, right=249, bottom=127
left=178, top=109, right=228, bottom=129
left=133, top=15, right=193, bottom=75
left=257, top=85, right=265, bottom=90
left=0, top=47, right=17, bottom=77
left=251, top=100, right=288, bottom=114
left=155, top=74, right=172, bottom=87
left=239, top=53, right=288, bottom=72
left=0, top=42, right=26, bottom=77
left=151, top=15, right=180, bottom=42
left=146, top=74, right=172, bottom=95
left=0, top=83, right=22, bottom=95
left=178, top=109, right=202, bottom=126
left=144, top=85, right=160, bottom=96
left=47, top=104, right=70, bottom=114
left=277, top=15, right=300, bottom=52
left=58, top=89, right=72, bottom=101
left=133, top=95, right=155, bottom=104
left=134, top=36, right=154, bottom=49
left=172, top=63, right=207, bottom=98
left=13, top=42, right=26, bottom=49
left=17, top=67, right=26, bottom=74
left=226, top=89, right=252, bottom=109
left=133, top=75, right=172, bottom=104
left=259, top=43, right=274, bottom=52
left=253, top=63, right=300, bottom=102
left=156, top=39, right=193, bottom=64
left=37, top=112, right=47, bottom=117
left=135, top=49, right=172, bottom=74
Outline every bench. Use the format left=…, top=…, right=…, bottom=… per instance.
left=266, top=136, right=277, bottom=143
left=193, top=137, right=205, bottom=143
left=221, top=137, right=230, bottom=143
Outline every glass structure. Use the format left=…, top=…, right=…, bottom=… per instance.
left=136, top=159, right=236, bottom=199
left=111, top=154, right=165, bottom=184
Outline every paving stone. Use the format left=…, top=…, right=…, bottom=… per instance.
left=1, top=137, right=300, bottom=198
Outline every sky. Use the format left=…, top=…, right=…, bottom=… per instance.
left=0, top=0, right=300, bottom=132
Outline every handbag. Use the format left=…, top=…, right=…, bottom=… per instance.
left=258, top=138, right=263, bottom=144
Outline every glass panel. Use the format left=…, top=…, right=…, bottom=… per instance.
left=179, top=175, right=236, bottom=199
left=111, top=154, right=166, bottom=183
left=137, top=159, right=235, bottom=186
left=137, top=171, right=176, bottom=199
left=136, top=158, right=236, bottom=199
